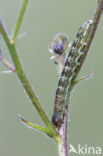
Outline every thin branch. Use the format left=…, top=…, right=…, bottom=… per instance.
left=0, top=48, right=16, bottom=72
left=0, top=19, right=57, bottom=137
left=19, top=115, right=54, bottom=137
left=71, top=0, right=103, bottom=84
left=57, top=95, right=70, bottom=156
left=11, top=0, right=29, bottom=43
left=56, top=1, right=103, bottom=156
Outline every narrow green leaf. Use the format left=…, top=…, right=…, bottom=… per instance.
left=19, top=115, right=55, bottom=138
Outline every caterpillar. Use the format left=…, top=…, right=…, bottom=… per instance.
left=52, top=19, right=93, bottom=128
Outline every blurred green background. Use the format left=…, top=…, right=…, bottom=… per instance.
left=0, top=0, right=103, bottom=156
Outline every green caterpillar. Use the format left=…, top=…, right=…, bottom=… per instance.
left=52, top=19, right=93, bottom=128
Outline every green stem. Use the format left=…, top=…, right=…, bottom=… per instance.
left=11, top=0, right=29, bottom=43
left=66, top=0, right=103, bottom=108
left=57, top=1, right=103, bottom=156
left=71, top=0, right=103, bottom=84
left=19, top=115, right=55, bottom=137
left=0, top=19, right=57, bottom=137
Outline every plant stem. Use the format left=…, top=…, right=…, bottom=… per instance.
left=0, top=0, right=59, bottom=138
left=57, top=1, right=103, bottom=156
left=19, top=114, right=55, bottom=137
left=57, top=94, right=70, bottom=156
left=0, top=19, right=57, bottom=137
left=11, top=0, right=29, bottom=43
left=71, top=0, right=103, bottom=83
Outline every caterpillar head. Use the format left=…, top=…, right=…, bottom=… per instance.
left=52, top=113, right=63, bottom=128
